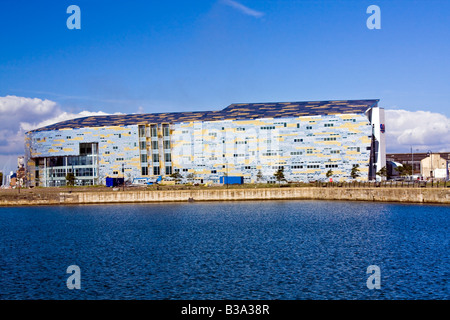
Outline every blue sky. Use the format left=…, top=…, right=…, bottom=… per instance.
left=0, top=0, right=449, bottom=173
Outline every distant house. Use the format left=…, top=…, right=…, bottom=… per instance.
left=420, top=154, right=449, bottom=180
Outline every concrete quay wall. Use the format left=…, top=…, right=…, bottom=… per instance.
left=75, top=187, right=450, bottom=204
left=2, top=187, right=448, bottom=206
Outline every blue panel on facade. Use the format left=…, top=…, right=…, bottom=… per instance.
left=220, top=176, right=244, bottom=185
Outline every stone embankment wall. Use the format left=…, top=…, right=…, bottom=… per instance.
left=1, top=187, right=449, bottom=206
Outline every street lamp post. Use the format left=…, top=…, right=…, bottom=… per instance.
left=122, top=162, right=125, bottom=191
left=427, top=150, right=433, bottom=180
left=226, top=163, right=229, bottom=189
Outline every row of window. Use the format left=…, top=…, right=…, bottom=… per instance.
left=141, top=166, right=172, bottom=176
left=140, top=153, right=172, bottom=163
left=139, top=140, right=172, bottom=150
left=139, top=125, right=170, bottom=137
left=49, top=167, right=95, bottom=178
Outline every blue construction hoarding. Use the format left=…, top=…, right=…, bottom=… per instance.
left=106, top=177, right=124, bottom=187
left=220, top=176, right=244, bottom=185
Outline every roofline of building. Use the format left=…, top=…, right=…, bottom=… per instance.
left=27, top=99, right=380, bottom=134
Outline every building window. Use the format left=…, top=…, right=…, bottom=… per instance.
left=165, top=166, right=172, bottom=175
left=140, top=141, right=146, bottom=150
left=150, top=125, right=158, bottom=137
left=152, top=141, right=158, bottom=150
left=294, top=139, right=303, bottom=142
left=153, top=166, right=160, bottom=175
left=142, top=167, right=148, bottom=176
left=324, top=123, right=334, bottom=127
left=163, top=140, right=171, bottom=149
left=79, top=143, right=94, bottom=155
left=211, top=170, right=217, bottom=174
left=139, top=126, right=145, bottom=137
left=163, top=125, right=170, bottom=137
left=140, top=154, right=147, bottom=163
left=152, top=154, right=159, bottom=162
left=165, top=153, right=172, bottom=162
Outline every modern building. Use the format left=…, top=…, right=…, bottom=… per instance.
left=24, top=99, right=386, bottom=187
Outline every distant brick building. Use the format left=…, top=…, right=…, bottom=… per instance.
left=386, top=152, right=450, bottom=178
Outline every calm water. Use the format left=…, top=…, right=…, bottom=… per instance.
left=0, top=201, right=448, bottom=300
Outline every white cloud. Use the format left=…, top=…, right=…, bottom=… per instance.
left=0, top=95, right=118, bottom=174
left=19, top=110, right=113, bottom=133
left=385, top=109, right=450, bottom=153
left=222, top=0, right=265, bottom=18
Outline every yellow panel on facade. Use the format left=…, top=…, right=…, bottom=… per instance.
left=315, top=141, right=342, bottom=146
